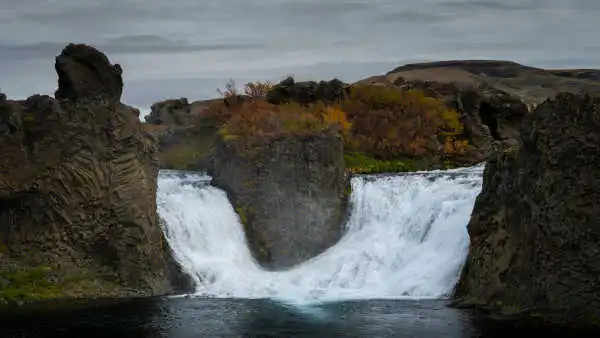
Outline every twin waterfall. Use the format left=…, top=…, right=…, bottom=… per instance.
left=157, top=166, right=483, bottom=304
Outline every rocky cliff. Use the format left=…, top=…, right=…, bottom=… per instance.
left=209, top=130, right=349, bottom=269
left=0, top=44, right=192, bottom=304
left=453, top=93, right=600, bottom=329
left=143, top=98, right=219, bottom=171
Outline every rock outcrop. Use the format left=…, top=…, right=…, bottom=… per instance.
left=0, top=44, right=192, bottom=304
left=54, top=43, right=124, bottom=102
left=209, top=131, right=349, bottom=269
left=266, top=77, right=348, bottom=105
left=143, top=98, right=219, bottom=170
left=453, top=93, right=600, bottom=329
left=144, top=98, right=214, bottom=126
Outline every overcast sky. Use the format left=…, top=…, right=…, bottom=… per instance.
left=1, top=0, right=599, bottom=110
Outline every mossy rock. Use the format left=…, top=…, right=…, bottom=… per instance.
left=0, top=264, right=124, bottom=306
left=0, top=266, right=65, bottom=304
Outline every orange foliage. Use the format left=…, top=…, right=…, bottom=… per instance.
left=203, top=81, right=467, bottom=164
left=213, top=98, right=349, bottom=138
left=443, top=137, right=469, bottom=155
left=341, top=85, right=457, bottom=159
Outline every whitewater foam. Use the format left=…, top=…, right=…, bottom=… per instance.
left=157, top=167, right=483, bottom=304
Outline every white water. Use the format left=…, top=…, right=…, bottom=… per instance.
left=157, top=166, right=483, bottom=304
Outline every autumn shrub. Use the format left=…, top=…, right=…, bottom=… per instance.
left=320, top=106, right=351, bottom=137
left=202, top=81, right=469, bottom=170
left=244, top=81, right=274, bottom=99
left=218, top=99, right=278, bottom=138
left=341, top=84, right=466, bottom=161
left=217, top=79, right=238, bottom=98
left=215, top=98, right=351, bottom=139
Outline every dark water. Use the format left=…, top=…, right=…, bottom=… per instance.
left=0, top=297, right=597, bottom=337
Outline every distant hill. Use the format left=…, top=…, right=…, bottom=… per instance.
left=358, top=60, right=600, bottom=105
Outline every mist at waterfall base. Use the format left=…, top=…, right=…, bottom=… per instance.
left=3, top=168, right=597, bottom=337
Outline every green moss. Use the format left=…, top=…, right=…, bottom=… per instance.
left=0, top=265, right=122, bottom=305
left=0, top=266, right=64, bottom=303
left=235, top=207, right=248, bottom=226
left=344, top=151, right=417, bottom=174
left=344, top=181, right=352, bottom=197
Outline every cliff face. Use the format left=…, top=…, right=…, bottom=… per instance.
left=0, top=44, right=192, bottom=304
left=454, top=93, right=600, bottom=328
left=143, top=98, right=219, bottom=171
left=209, top=130, right=349, bottom=269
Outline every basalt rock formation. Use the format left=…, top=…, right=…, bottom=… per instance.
left=454, top=93, right=600, bottom=329
left=0, top=44, right=192, bottom=304
left=209, top=130, right=349, bottom=270
left=54, top=43, right=124, bottom=102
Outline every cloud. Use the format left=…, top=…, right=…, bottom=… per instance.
left=0, top=39, right=263, bottom=62
left=276, top=1, right=372, bottom=15
left=379, top=10, right=456, bottom=23
left=437, top=0, right=537, bottom=11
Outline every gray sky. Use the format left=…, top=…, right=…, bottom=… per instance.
left=1, top=0, right=599, bottom=110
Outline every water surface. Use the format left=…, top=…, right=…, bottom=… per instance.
left=0, top=297, right=593, bottom=337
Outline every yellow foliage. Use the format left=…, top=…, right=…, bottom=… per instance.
left=342, top=85, right=460, bottom=159
left=439, top=109, right=463, bottom=137
left=443, top=137, right=469, bottom=155
left=244, top=81, right=274, bottom=99
left=320, top=106, right=351, bottom=135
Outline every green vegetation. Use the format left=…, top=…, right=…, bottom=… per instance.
left=0, top=266, right=64, bottom=303
left=0, top=264, right=124, bottom=305
left=344, top=151, right=416, bottom=174
left=235, top=206, right=248, bottom=226
left=343, top=180, right=353, bottom=197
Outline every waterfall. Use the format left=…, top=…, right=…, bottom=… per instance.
left=157, top=166, right=483, bottom=304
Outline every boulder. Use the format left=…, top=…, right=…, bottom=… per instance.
left=146, top=98, right=201, bottom=126
left=54, top=43, right=123, bottom=102
left=453, top=93, right=600, bottom=329
left=209, top=131, right=349, bottom=269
